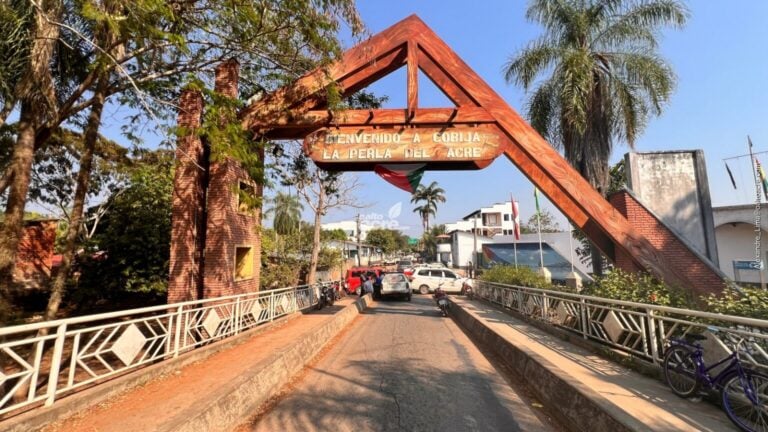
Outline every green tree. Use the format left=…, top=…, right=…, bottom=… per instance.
left=504, top=0, right=687, bottom=275
left=0, top=0, right=366, bottom=321
left=410, top=181, right=446, bottom=233
left=321, top=228, right=348, bottom=242
left=76, top=150, right=174, bottom=304
left=421, top=224, right=447, bottom=262
left=519, top=209, right=561, bottom=234
left=365, top=228, right=407, bottom=255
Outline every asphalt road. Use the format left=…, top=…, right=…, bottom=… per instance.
left=238, top=296, right=558, bottom=432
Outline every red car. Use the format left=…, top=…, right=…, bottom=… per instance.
left=344, top=267, right=383, bottom=295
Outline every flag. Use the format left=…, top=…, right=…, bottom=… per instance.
left=511, top=196, right=520, bottom=240
left=373, top=164, right=426, bottom=193
left=756, top=158, right=768, bottom=200
left=534, top=187, right=541, bottom=215
left=724, top=162, right=737, bottom=190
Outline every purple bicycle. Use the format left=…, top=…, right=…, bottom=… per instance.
left=664, top=327, right=768, bottom=432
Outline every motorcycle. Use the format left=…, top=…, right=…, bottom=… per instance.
left=315, top=283, right=336, bottom=310
left=433, top=286, right=449, bottom=317
left=460, top=282, right=474, bottom=299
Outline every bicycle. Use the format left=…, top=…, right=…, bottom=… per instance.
left=663, top=327, right=768, bottom=432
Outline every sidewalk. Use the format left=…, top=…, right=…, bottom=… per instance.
left=33, top=296, right=364, bottom=432
left=452, top=297, right=738, bottom=432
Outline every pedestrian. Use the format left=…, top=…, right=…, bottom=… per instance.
left=363, top=275, right=374, bottom=296
left=467, top=261, right=473, bottom=279
left=374, top=272, right=383, bottom=299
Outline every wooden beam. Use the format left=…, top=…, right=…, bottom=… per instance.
left=255, top=107, right=495, bottom=134
left=407, top=41, right=418, bottom=116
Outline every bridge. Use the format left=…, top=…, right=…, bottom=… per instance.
left=2, top=282, right=764, bottom=431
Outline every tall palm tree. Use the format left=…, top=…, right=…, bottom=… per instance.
left=265, top=191, right=303, bottom=256
left=504, top=0, right=687, bottom=274
left=410, top=181, right=446, bottom=233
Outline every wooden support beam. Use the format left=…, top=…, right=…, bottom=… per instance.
left=257, top=107, right=494, bottom=136
left=407, top=41, right=419, bottom=116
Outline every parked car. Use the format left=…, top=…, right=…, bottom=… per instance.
left=410, top=267, right=471, bottom=294
left=396, top=260, right=413, bottom=272
left=379, top=272, right=412, bottom=301
left=344, top=267, right=383, bottom=295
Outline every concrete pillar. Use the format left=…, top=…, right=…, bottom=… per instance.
left=538, top=267, right=552, bottom=284
left=565, top=271, right=582, bottom=292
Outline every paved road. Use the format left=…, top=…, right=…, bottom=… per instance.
left=238, top=296, right=557, bottom=432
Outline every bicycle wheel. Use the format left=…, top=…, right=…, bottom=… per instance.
left=722, top=370, right=768, bottom=432
left=663, top=345, right=700, bottom=398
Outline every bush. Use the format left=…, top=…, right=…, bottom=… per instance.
left=581, top=269, right=693, bottom=308
left=704, top=285, right=768, bottom=320
left=479, top=265, right=554, bottom=290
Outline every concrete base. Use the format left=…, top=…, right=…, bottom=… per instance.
left=538, top=267, right=552, bottom=283
left=565, top=271, right=582, bottom=292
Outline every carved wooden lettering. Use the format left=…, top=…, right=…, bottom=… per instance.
left=304, top=126, right=504, bottom=167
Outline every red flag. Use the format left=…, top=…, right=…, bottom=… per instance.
left=511, top=196, right=520, bottom=240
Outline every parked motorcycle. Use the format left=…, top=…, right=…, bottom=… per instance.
left=433, top=286, right=449, bottom=317
left=315, top=283, right=336, bottom=310
left=461, top=282, right=474, bottom=299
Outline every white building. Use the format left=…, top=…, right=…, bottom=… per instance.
left=321, top=220, right=376, bottom=242
left=444, top=201, right=517, bottom=237
left=713, top=204, right=768, bottom=285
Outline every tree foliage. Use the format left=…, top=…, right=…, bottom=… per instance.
left=366, top=228, right=408, bottom=254
left=411, top=181, right=446, bottom=232
left=76, top=150, right=174, bottom=300
left=519, top=209, right=561, bottom=234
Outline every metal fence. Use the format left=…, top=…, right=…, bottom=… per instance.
left=474, top=280, right=768, bottom=370
left=0, top=283, right=332, bottom=417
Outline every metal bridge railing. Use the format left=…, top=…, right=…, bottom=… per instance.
left=0, top=282, right=336, bottom=418
left=474, top=280, right=768, bottom=370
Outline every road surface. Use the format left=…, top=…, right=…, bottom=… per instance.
left=237, top=296, right=559, bottom=432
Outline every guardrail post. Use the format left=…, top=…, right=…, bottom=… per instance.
left=647, top=309, right=659, bottom=363
left=542, top=293, right=549, bottom=320
left=173, top=305, right=183, bottom=358
left=580, top=298, right=588, bottom=339
left=234, top=297, right=241, bottom=335
left=44, top=323, right=67, bottom=406
left=292, top=287, right=298, bottom=312
left=269, top=292, right=275, bottom=321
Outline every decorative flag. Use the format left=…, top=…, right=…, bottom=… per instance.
left=724, top=162, right=737, bottom=190
left=511, top=196, right=521, bottom=240
left=534, top=187, right=541, bottom=215
left=374, top=163, right=426, bottom=193
left=756, top=158, right=768, bottom=200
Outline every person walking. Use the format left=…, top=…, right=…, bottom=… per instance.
left=362, top=275, right=374, bottom=297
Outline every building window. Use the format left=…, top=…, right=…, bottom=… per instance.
left=237, top=182, right=255, bottom=214
left=504, top=214, right=510, bottom=221
left=234, top=246, right=254, bottom=280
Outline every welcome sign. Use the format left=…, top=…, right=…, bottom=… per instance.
left=304, top=125, right=505, bottom=170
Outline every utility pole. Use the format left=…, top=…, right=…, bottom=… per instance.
left=356, top=213, right=362, bottom=267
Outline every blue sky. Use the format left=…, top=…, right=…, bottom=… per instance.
left=311, top=1, right=768, bottom=237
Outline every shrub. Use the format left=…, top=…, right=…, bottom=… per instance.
left=581, top=269, right=693, bottom=308
left=704, top=285, right=768, bottom=320
left=479, top=265, right=554, bottom=290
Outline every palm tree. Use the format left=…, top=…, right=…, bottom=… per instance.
left=265, top=191, right=303, bottom=256
left=504, top=0, right=687, bottom=274
left=410, top=181, right=446, bottom=233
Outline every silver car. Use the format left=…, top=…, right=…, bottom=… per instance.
left=380, top=273, right=412, bottom=301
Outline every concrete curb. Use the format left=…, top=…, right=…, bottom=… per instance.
left=4, top=296, right=370, bottom=432
left=450, top=299, right=652, bottom=432
left=156, top=294, right=371, bottom=432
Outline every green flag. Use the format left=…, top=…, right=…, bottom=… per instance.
left=534, top=187, right=541, bottom=215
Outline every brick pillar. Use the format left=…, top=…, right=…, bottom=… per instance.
left=168, top=89, right=205, bottom=303
left=202, top=59, right=263, bottom=297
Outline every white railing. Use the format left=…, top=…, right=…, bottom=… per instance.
left=0, top=282, right=334, bottom=418
left=474, top=281, right=768, bottom=369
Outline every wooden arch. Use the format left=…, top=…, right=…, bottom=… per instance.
left=241, top=14, right=705, bottom=291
